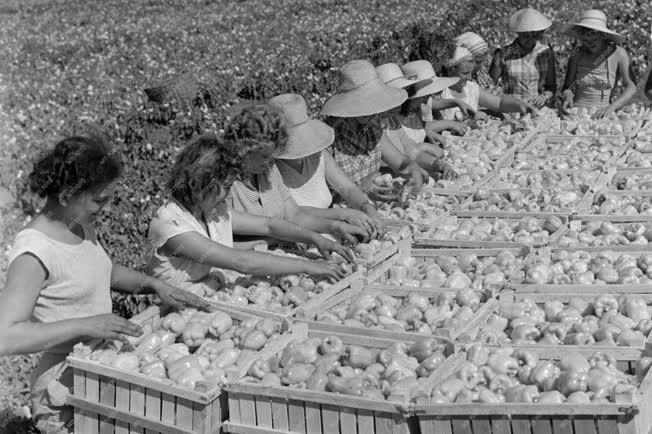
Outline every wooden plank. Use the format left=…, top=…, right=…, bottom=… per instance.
left=375, top=412, right=394, bottom=434
left=573, top=416, right=597, bottom=434
left=114, top=380, right=130, bottom=434
left=73, top=369, right=92, bottom=434
left=143, top=388, right=161, bottom=434
left=85, top=372, right=100, bottom=434
left=192, top=401, right=210, bottom=434
left=67, top=396, right=191, bottom=434
left=490, top=415, right=511, bottom=434
left=531, top=417, right=553, bottom=434
left=391, top=413, right=408, bottom=434
left=304, top=401, right=322, bottom=434
left=339, top=407, right=357, bottom=434
left=422, top=417, right=453, bottom=434
left=229, top=392, right=241, bottom=424
left=175, top=397, right=194, bottom=431
left=212, top=395, right=226, bottom=432
left=129, top=383, right=145, bottom=434
left=255, top=396, right=273, bottom=430
left=160, top=392, right=175, bottom=425
left=270, top=396, right=289, bottom=432
left=596, top=417, right=618, bottom=434
left=99, top=376, right=116, bottom=434
left=356, top=409, right=374, bottom=434
left=551, top=416, right=574, bottom=434
left=222, top=423, right=300, bottom=434
left=451, top=417, right=472, bottom=434
left=510, top=416, right=531, bottom=434
left=321, top=404, right=339, bottom=434
left=471, top=417, right=492, bottom=434
left=239, top=393, right=257, bottom=427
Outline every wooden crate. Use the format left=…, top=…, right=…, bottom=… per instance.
left=455, top=290, right=650, bottom=370
left=550, top=215, right=652, bottom=252
left=413, top=344, right=652, bottom=434
left=295, top=281, right=497, bottom=341
left=67, top=306, right=294, bottom=434
left=610, top=169, right=652, bottom=191
left=578, top=189, right=652, bottom=216
left=456, top=187, right=586, bottom=215
left=223, top=323, right=458, bottom=434
left=487, top=168, right=607, bottom=191
left=412, top=214, right=567, bottom=249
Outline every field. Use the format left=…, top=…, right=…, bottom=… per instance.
left=0, top=0, right=651, bottom=431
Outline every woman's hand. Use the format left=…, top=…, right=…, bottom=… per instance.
left=303, top=260, right=348, bottom=282
left=79, top=314, right=144, bottom=343
left=473, top=111, right=489, bottom=122
left=561, top=95, right=574, bottom=115
left=592, top=105, right=615, bottom=119
left=152, top=280, right=213, bottom=311
left=455, top=100, right=477, bottom=118
left=528, top=94, right=548, bottom=109
left=340, top=208, right=381, bottom=240
left=361, top=177, right=400, bottom=202
left=329, top=221, right=371, bottom=244
left=443, top=121, right=469, bottom=136
left=313, top=234, right=355, bottom=262
left=433, top=160, right=459, bottom=180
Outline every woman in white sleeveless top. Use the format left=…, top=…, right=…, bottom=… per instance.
left=561, top=10, right=637, bottom=118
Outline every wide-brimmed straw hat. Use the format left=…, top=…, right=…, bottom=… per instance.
left=269, top=94, right=334, bottom=160
left=376, top=63, right=419, bottom=89
left=448, top=46, right=475, bottom=68
left=565, top=10, right=624, bottom=44
left=401, top=60, right=459, bottom=99
left=320, top=60, right=407, bottom=118
left=456, top=32, right=489, bottom=56
left=509, top=8, right=552, bottom=33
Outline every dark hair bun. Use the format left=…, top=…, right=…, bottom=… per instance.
left=29, top=136, right=123, bottom=198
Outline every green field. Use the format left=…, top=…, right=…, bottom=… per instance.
left=0, top=0, right=651, bottom=430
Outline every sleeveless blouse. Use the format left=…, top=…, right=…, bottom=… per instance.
left=276, top=153, right=333, bottom=209
left=573, top=46, right=619, bottom=110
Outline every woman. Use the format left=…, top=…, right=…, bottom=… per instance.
left=489, top=8, right=557, bottom=108
left=0, top=136, right=209, bottom=432
left=442, top=46, right=534, bottom=120
left=456, top=31, right=502, bottom=95
left=561, top=10, right=637, bottom=118
left=269, top=93, right=383, bottom=236
left=147, top=134, right=349, bottom=298
left=223, top=104, right=373, bottom=243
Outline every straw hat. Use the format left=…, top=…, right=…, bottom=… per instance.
left=509, top=8, right=552, bottom=33
left=401, top=60, right=459, bottom=99
left=376, top=63, right=418, bottom=89
left=565, top=10, right=624, bottom=44
left=269, top=94, right=334, bottom=160
left=456, top=32, right=489, bottom=55
left=320, top=60, right=407, bottom=117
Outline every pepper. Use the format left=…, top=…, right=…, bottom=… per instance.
left=409, top=338, right=438, bottom=363
left=313, top=354, right=341, bottom=375
left=511, top=324, right=541, bottom=343
left=466, top=343, right=490, bottom=366
left=529, top=360, right=560, bottom=392
left=504, top=385, right=539, bottom=403
left=477, top=387, right=504, bottom=403
left=564, top=332, right=596, bottom=345
left=436, top=377, right=466, bottom=402
left=136, top=333, right=162, bottom=353
left=573, top=316, right=599, bottom=335
left=281, top=363, right=315, bottom=385
left=182, top=322, right=208, bottom=348
left=587, top=365, right=620, bottom=397
left=616, top=329, right=645, bottom=347
left=160, top=313, right=187, bottom=336
left=485, top=314, right=508, bottom=331
left=197, top=339, right=234, bottom=361
left=248, top=358, right=271, bottom=380
left=594, top=295, right=619, bottom=317
left=637, top=319, right=652, bottom=335
left=140, top=360, right=167, bottom=379
left=538, top=390, right=565, bottom=403
left=111, top=353, right=140, bottom=371
left=211, top=349, right=240, bottom=369
left=560, top=353, right=591, bottom=374
left=513, top=349, right=538, bottom=384
left=499, top=302, right=527, bottom=320
left=396, top=305, right=422, bottom=323
left=487, top=353, right=519, bottom=376
left=260, top=373, right=281, bottom=387
left=327, top=375, right=364, bottom=396
left=557, top=370, right=588, bottom=396
left=306, top=372, right=329, bottom=391
left=208, top=311, right=233, bottom=336
left=636, top=356, right=652, bottom=379
left=623, top=297, right=651, bottom=322
left=477, top=328, right=508, bottom=345
left=567, top=391, right=591, bottom=403
left=280, top=340, right=318, bottom=367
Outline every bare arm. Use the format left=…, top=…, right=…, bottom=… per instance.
left=610, top=48, right=638, bottom=111
left=160, top=231, right=344, bottom=278
left=489, top=49, right=503, bottom=85
left=231, top=210, right=322, bottom=246
left=478, top=89, right=532, bottom=114
left=0, top=255, right=141, bottom=355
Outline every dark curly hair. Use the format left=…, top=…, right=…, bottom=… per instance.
left=409, top=31, right=457, bottom=74
left=168, top=133, right=238, bottom=210
left=29, top=136, right=123, bottom=198
left=221, top=103, right=288, bottom=174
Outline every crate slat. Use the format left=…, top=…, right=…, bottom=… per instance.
left=471, top=417, right=492, bottom=434
left=288, top=399, right=307, bottom=433
left=321, top=404, right=339, bottom=434
left=510, top=415, right=532, bottom=434
left=374, top=412, right=393, bottom=434
left=129, top=383, right=145, bottom=434
left=490, top=416, right=511, bottom=434
left=239, top=394, right=257, bottom=426
left=114, top=380, right=131, bottom=434
left=573, top=416, right=598, bottom=434
left=531, top=417, right=553, bottom=434
left=304, top=401, right=322, bottom=434
left=99, top=376, right=116, bottom=434
left=175, top=397, right=194, bottom=431
left=143, top=388, right=161, bottom=434
left=255, top=396, right=273, bottom=429
left=192, top=400, right=210, bottom=434
left=451, top=417, right=472, bottom=434
left=356, top=409, right=374, bottom=434
left=270, top=396, right=288, bottom=431
left=339, top=407, right=356, bottom=434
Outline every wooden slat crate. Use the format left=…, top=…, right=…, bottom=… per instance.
left=551, top=215, right=652, bottom=252
left=610, top=169, right=652, bottom=191
left=487, top=168, right=607, bottom=191
left=413, top=344, right=652, bottom=434
left=412, top=214, right=567, bottom=249
left=67, top=306, right=296, bottom=434
left=223, top=323, right=458, bottom=434
left=456, top=187, right=585, bottom=215
left=455, top=290, right=651, bottom=371
left=578, top=189, right=652, bottom=216
left=295, top=280, right=497, bottom=341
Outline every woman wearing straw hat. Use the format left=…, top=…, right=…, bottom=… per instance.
left=489, top=8, right=557, bottom=108
left=442, top=46, right=535, bottom=121
left=270, top=93, right=383, bottom=237
left=376, top=62, right=461, bottom=180
left=223, top=104, right=373, bottom=244
left=321, top=59, right=428, bottom=201
left=561, top=10, right=637, bottom=119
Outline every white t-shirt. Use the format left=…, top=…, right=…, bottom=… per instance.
left=440, top=81, right=480, bottom=121
left=276, top=153, right=333, bottom=209
left=8, top=225, right=113, bottom=355
left=147, top=199, right=233, bottom=292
